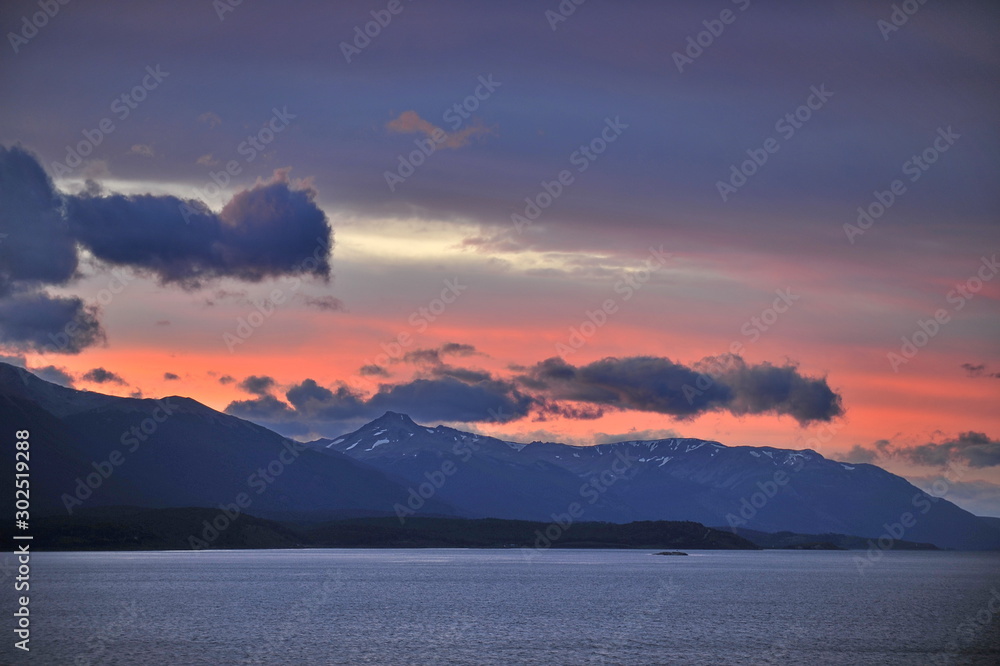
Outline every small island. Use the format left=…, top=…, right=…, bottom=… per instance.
left=655, top=551, right=689, bottom=556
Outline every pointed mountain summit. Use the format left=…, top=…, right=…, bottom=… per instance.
left=375, top=410, right=417, bottom=425
left=312, top=409, right=523, bottom=459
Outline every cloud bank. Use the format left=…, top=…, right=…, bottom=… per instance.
left=225, top=351, right=843, bottom=437
left=847, top=432, right=1000, bottom=469
left=517, top=355, right=843, bottom=425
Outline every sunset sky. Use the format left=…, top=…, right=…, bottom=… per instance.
left=1, top=0, right=998, bottom=514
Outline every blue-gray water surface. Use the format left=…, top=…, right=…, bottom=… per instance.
left=7, top=549, right=1000, bottom=665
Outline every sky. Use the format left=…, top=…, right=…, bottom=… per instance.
left=1, top=0, right=998, bottom=514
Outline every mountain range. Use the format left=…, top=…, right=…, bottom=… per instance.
left=2, top=362, right=997, bottom=550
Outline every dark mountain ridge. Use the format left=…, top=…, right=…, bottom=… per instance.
left=312, top=410, right=1000, bottom=550
left=0, top=363, right=458, bottom=520
left=3, top=363, right=998, bottom=550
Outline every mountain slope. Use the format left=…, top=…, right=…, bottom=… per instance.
left=315, top=413, right=1000, bottom=550
left=519, top=438, right=999, bottom=549
left=0, top=363, right=458, bottom=520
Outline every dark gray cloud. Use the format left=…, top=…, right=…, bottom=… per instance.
left=227, top=379, right=371, bottom=436
left=520, top=356, right=729, bottom=413
left=285, top=379, right=371, bottom=421
left=82, top=367, right=126, bottom=385
left=962, top=363, right=987, bottom=376
left=845, top=439, right=892, bottom=464
left=962, top=363, right=1000, bottom=379
left=397, top=344, right=493, bottom=387
left=0, top=146, right=334, bottom=355
left=367, top=377, right=532, bottom=424
left=402, top=349, right=443, bottom=365
left=302, top=295, right=344, bottom=312
left=0, top=291, right=104, bottom=354
left=845, top=446, right=876, bottom=464
left=228, top=395, right=291, bottom=419
left=847, top=433, right=1000, bottom=469
left=65, top=169, right=331, bottom=288
left=440, top=343, right=479, bottom=356
left=0, top=145, right=78, bottom=295
left=218, top=375, right=235, bottom=385
left=359, top=364, right=389, bottom=377
left=164, top=372, right=179, bottom=380
left=0, top=355, right=75, bottom=387
left=430, top=364, right=493, bottom=384
left=402, top=343, right=483, bottom=366
left=0, top=147, right=104, bottom=354
left=225, top=372, right=534, bottom=437
left=906, top=432, right=1000, bottom=469
left=224, top=395, right=306, bottom=435
left=535, top=400, right=605, bottom=421
left=720, top=357, right=843, bottom=424
left=518, top=355, right=843, bottom=425
left=239, top=375, right=276, bottom=396
left=30, top=365, right=75, bottom=388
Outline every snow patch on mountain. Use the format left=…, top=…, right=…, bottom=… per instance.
left=366, top=438, right=390, bottom=451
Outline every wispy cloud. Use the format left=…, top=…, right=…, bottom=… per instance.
left=386, top=110, right=492, bottom=149
left=961, top=362, right=1000, bottom=379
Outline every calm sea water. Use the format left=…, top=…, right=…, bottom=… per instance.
left=7, top=549, right=1000, bottom=665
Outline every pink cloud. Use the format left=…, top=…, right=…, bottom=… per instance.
left=386, top=110, right=492, bottom=149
